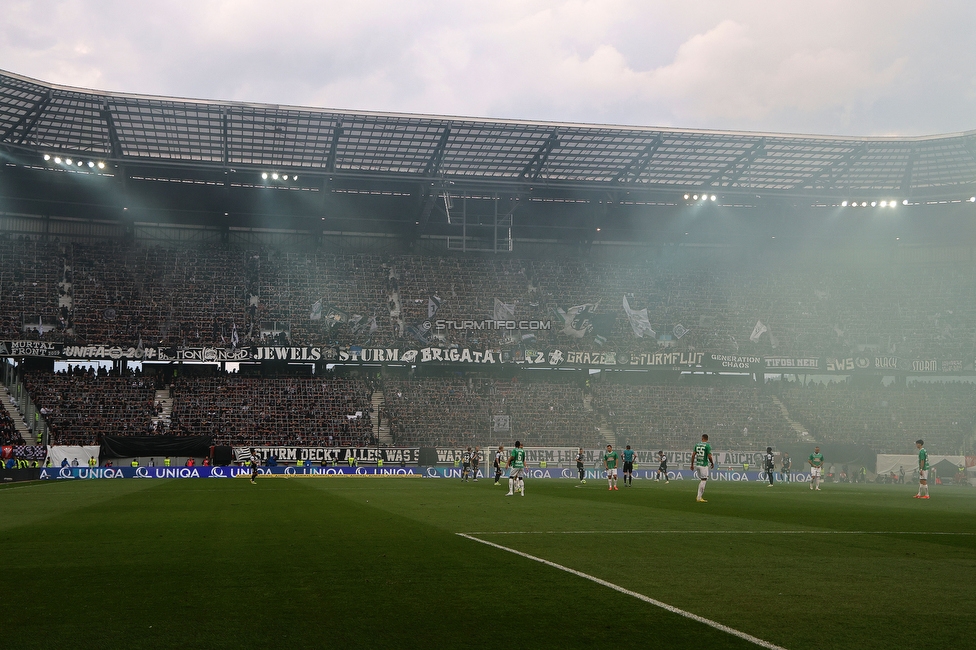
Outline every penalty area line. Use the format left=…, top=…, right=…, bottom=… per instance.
left=457, top=532, right=786, bottom=650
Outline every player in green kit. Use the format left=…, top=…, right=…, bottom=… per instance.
left=691, top=434, right=714, bottom=502
left=914, top=439, right=930, bottom=499
left=622, top=445, right=636, bottom=487
left=603, top=444, right=620, bottom=491
left=506, top=440, right=526, bottom=497
left=808, top=446, right=824, bottom=490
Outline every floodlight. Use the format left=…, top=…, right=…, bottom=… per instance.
left=64, top=158, right=72, bottom=165
left=902, top=199, right=909, bottom=205
left=292, top=175, right=298, bottom=181
left=841, top=201, right=848, bottom=207
left=54, top=157, right=61, bottom=164
left=871, top=201, right=877, bottom=207
left=861, top=202, right=868, bottom=207
left=282, top=175, right=289, bottom=180
left=683, top=194, right=689, bottom=200
left=888, top=200, right=895, bottom=208
left=970, top=196, right=976, bottom=202
left=272, top=173, right=279, bottom=180
left=87, top=161, right=95, bottom=168
left=97, top=162, right=105, bottom=169
left=710, top=195, right=716, bottom=201
left=262, top=173, right=268, bottom=180
left=879, top=201, right=887, bottom=208
left=43, top=154, right=50, bottom=161
left=692, top=194, right=698, bottom=200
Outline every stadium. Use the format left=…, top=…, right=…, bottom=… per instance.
left=1, top=58, right=975, bottom=649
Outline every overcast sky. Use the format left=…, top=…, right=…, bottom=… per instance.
left=2, top=0, right=974, bottom=136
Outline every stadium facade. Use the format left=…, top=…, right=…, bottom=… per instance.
left=1, top=69, right=976, bottom=462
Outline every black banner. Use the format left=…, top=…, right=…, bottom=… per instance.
left=764, top=357, right=821, bottom=370
left=245, top=446, right=420, bottom=465
left=0, top=341, right=63, bottom=357
left=99, top=435, right=213, bottom=459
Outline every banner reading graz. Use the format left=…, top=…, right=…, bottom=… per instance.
left=243, top=446, right=420, bottom=465
left=0, top=341, right=63, bottom=357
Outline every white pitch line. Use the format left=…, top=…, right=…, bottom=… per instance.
left=457, top=532, right=787, bottom=650
left=464, top=530, right=976, bottom=536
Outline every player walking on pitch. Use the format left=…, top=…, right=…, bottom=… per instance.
left=914, top=439, right=930, bottom=499
left=249, top=448, right=259, bottom=484
left=461, top=447, right=472, bottom=482
left=808, top=446, right=824, bottom=490
left=691, top=434, right=714, bottom=502
left=603, top=444, right=620, bottom=490
left=622, top=445, right=636, bottom=487
left=781, top=452, right=792, bottom=483
left=764, top=447, right=775, bottom=487
left=576, top=447, right=586, bottom=484
left=471, top=446, right=480, bottom=482
left=656, top=450, right=669, bottom=483
left=493, top=446, right=505, bottom=485
left=506, top=441, right=526, bottom=496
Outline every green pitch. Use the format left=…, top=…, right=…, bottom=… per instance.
left=3, top=477, right=974, bottom=649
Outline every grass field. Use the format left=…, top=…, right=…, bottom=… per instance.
left=3, top=476, right=974, bottom=649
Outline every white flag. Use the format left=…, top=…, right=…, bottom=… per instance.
left=750, top=320, right=767, bottom=342
left=622, top=296, right=655, bottom=338
left=494, top=298, right=515, bottom=322
left=428, top=295, right=442, bottom=319
left=310, top=299, right=323, bottom=320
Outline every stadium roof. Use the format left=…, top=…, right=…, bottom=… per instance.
left=2, top=68, right=976, bottom=200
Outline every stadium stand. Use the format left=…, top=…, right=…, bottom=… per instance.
left=590, top=384, right=798, bottom=451
left=384, top=377, right=605, bottom=448
left=0, top=400, right=21, bottom=445
left=0, top=236, right=974, bottom=362
left=169, top=376, right=375, bottom=448
left=776, top=382, right=976, bottom=454
left=23, top=370, right=157, bottom=445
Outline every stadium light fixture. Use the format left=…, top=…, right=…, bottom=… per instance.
left=261, top=172, right=268, bottom=180
left=879, top=200, right=887, bottom=208
left=888, top=200, right=896, bottom=208
left=969, top=196, right=976, bottom=202
left=293, top=175, right=298, bottom=181
left=87, top=161, right=95, bottom=168
left=272, top=173, right=279, bottom=180
left=841, top=200, right=848, bottom=207
left=97, top=162, right=105, bottom=169
left=871, top=201, right=877, bottom=207
left=692, top=194, right=698, bottom=200
left=902, top=199, right=909, bottom=205
left=282, top=175, right=289, bottom=180
left=710, top=195, right=716, bottom=201
left=861, top=202, right=868, bottom=207
left=64, top=158, right=72, bottom=165
left=43, top=154, right=50, bottom=161
left=54, top=157, right=61, bottom=164
left=683, top=194, right=690, bottom=200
